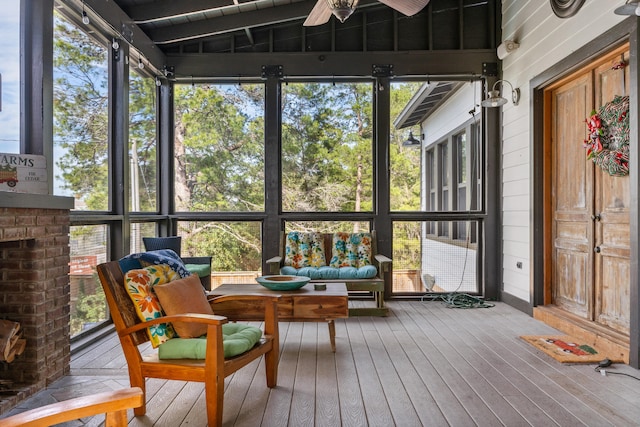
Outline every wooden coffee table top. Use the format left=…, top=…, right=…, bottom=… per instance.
left=212, top=282, right=348, bottom=296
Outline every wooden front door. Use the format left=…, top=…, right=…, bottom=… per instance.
left=547, top=44, right=630, bottom=335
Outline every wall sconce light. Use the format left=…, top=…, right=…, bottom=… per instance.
left=481, top=80, right=520, bottom=108
left=402, top=131, right=421, bottom=147
left=614, top=0, right=640, bottom=15
left=497, top=40, right=519, bottom=60
left=138, top=57, right=145, bottom=69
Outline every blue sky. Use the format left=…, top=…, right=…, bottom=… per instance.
left=0, top=0, right=20, bottom=154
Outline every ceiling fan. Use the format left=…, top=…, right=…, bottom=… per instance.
left=304, top=0, right=431, bottom=26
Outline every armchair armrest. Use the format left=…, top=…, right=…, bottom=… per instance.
left=182, top=256, right=212, bottom=265
left=265, top=256, right=282, bottom=274
left=120, top=313, right=228, bottom=338
left=374, top=254, right=392, bottom=273
left=0, top=387, right=144, bottom=427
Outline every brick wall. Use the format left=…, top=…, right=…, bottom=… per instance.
left=0, top=207, right=71, bottom=414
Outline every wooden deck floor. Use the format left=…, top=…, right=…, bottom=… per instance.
left=5, top=301, right=640, bottom=426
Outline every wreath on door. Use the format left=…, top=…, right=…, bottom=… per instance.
left=583, top=95, right=629, bottom=177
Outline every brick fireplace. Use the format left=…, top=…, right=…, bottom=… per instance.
left=0, top=193, right=74, bottom=414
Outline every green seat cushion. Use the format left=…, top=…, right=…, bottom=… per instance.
left=184, top=263, right=211, bottom=278
left=158, top=323, right=262, bottom=359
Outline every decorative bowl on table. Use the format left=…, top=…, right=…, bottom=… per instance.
left=255, top=275, right=311, bottom=291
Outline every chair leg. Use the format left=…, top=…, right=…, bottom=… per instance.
left=128, top=370, right=146, bottom=416
left=265, top=345, right=278, bottom=388
left=205, top=372, right=224, bottom=427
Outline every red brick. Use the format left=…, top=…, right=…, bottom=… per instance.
left=54, top=215, right=70, bottom=225
left=26, top=226, right=48, bottom=239
left=16, top=215, right=36, bottom=226
left=36, top=215, right=55, bottom=226
left=0, top=215, right=16, bottom=227
left=2, top=227, right=26, bottom=240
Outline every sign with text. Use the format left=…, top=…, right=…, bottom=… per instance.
left=70, top=255, right=98, bottom=275
left=0, top=153, right=48, bottom=194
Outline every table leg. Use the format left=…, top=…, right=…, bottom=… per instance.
left=328, top=320, right=336, bottom=352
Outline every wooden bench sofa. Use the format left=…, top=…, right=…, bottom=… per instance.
left=266, top=231, right=391, bottom=316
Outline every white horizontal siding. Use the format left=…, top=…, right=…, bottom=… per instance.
left=499, top=0, right=626, bottom=303
left=502, top=147, right=528, bottom=169
left=503, top=194, right=529, bottom=212
left=502, top=164, right=528, bottom=183
left=424, top=82, right=482, bottom=147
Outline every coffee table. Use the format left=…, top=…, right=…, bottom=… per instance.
left=208, top=282, right=348, bottom=352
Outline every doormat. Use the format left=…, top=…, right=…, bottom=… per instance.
left=520, top=335, right=613, bottom=364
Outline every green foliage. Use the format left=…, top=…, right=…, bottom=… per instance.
left=130, top=72, right=158, bottom=211
left=281, top=82, right=374, bottom=212
left=179, top=221, right=261, bottom=271
left=53, top=15, right=109, bottom=210
left=174, top=84, right=265, bottom=212
left=70, top=277, right=107, bottom=336
left=53, top=13, right=158, bottom=212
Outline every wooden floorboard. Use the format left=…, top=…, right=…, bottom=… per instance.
left=4, top=301, right=640, bottom=426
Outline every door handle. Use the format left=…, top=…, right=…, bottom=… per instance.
left=591, top=214, right=601, bottom=221
left=594, top=246, right=601, bottom=253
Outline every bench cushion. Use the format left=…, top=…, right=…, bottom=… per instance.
left=280, top=264, right=377, bottom=279
left=329, top=232, right=373, bottom=268
left=284, top=232, right=326, bottom=268
left=158, top=323, right=263, bottom=359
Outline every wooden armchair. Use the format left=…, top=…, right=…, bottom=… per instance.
left=0, top=387, right=143, bottom=427
left=96, top=261, right=280, bottom=427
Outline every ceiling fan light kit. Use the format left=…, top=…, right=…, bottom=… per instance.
left=304, top=0, right=431, bottom=26
left=327, top=0, right=360, bottom=23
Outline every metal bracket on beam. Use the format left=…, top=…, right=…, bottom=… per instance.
left=261, top=65, right=283, bottom=78
left=372, top=64, right=394, bottom=77
left=121, top=23, right=134, bottom=44
left=163, top=65, right=175, bottom=80
left=482, top=62, right=498, bottom=77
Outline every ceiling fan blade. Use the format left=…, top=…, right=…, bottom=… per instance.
left=378, top=0, right=430, bottom=16
left=303, top=0, right=333, bottom=26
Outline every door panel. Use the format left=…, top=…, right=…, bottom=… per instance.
left=593, top=52, right=630, bottom=334
left=555, top=249, right=589, bottom=316
left=551, top=72, right=593, bottom=318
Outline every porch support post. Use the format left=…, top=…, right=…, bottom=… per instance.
left=157, top=80, right=175, bottom=236
left=263, top=72, right=282, bottom=272
left=20, top=0, right=54, bottom=192
left=108, top=41, right=130, bottom=259
left=484, top=76, right=501, bottom=301
left=373, top=76, right=393, bottom=299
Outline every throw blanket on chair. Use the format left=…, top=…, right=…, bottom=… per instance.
left=119, top=249, right=191, bottom=278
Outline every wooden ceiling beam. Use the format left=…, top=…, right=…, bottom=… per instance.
left=167, top=50, right=495, bottom=78
left=148, top=1, right=319, bottom=44
left=127, top=0, right=264, bottom=24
